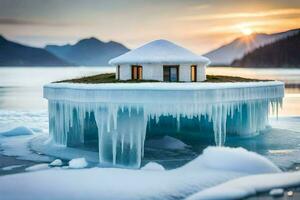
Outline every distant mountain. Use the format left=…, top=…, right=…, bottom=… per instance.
left=0, top=35, right=72, bottom=66
left=231, top=32, right=300, bottom=68
left=45, top=37, right=130, bottom=66
left=204, top=29, right=300, bottom=65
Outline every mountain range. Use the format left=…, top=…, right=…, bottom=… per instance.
left=232, top=31, right=300, bottom=68
left=0, top=36, right=129, bottom=67
left=0, top=35, right=71, bottom=66
left=204, top=29, right=300, bottom=65
left=45, top=38, right=129, bottom=66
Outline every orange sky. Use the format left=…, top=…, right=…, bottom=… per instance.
left=0, top=0, right=300, bottom=53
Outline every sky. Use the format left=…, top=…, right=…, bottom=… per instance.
left=0, top=0, right=300, bottom=54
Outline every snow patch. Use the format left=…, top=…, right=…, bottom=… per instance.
left=25, top=163, right=49, bottom=172
left=197, top=147, right=281, bottom=174
left=50, top=159, right=63, bottom=167
left=68, top=158, right=88, bottom=169
left=141, top=162, right=165, bottom=171
left=1, top=165, right=24, bottom=171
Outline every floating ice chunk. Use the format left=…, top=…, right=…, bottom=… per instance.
left=2, top=165, right=24, bottom=171
left=195, top=147, right=281, bottom=174
left=269, top=188, right=284, bottom=197
left=0, top=126, right=33, bottom=137
left=141, top=162, right=165, bottom=171
left=287, top=190, right=294, bottom=196
left=68, top=158, right=88, bottom=169
left=25, top=163, right=49, bottom=172
left=50, top=159, right=63, bottom=167
left=145, top=136, right=188, bottom=150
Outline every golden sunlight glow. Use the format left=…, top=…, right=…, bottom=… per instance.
left=241, top=28, right=253, bottom=36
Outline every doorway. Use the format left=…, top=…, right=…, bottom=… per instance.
left=163, top=65, right=179, bottom=82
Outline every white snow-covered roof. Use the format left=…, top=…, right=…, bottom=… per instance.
left=109, top=39, right=210, bottom=65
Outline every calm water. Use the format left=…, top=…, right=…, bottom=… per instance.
left=0, top=66, right=300, bottom=170
left=0, top=67, right=114, bottom=110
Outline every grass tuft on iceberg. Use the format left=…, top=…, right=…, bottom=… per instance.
left=56, top=73, right=267, bottom=84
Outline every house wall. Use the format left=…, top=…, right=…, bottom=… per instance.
left=197, top=63, right=207, bottom=82
left=117, top=63, right=207, bottom=82
left=143, top=64, right=163, bottom=81
left=178, top=64, right=190, bottom=82
left=118, top=64, right=131, bottom=80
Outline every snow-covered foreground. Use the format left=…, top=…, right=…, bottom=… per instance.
left=2, top=146, right=299, bottom=200
left=1, top=111, right=300, bottom=199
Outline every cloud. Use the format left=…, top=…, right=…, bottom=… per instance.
left=0, top=18, right=38, bottom=25
left=180, top=8, right=300, bottom=21
left=0, top=18, right=71, bottom=26
left=188, top=4, right=211, bottom=10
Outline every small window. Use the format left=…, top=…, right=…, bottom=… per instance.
left=191, top=65, right=197, bottom=82
left=131, top=65, right=142, bottom=80
left=117, top=65, right=120, bottom=80
left=163, top=65, right=179, bottom=82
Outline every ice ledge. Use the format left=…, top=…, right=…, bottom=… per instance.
left=44, top=81, right=284, bottom=104
left=44, top=81, right=283, bottom=90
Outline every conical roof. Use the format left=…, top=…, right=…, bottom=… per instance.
left=109, top=39, right=210, bottom=65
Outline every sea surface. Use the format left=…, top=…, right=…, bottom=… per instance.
left=0, top=66, right=300, bottom=170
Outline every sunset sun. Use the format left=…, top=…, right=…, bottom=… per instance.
left=241, top=28, right=253, bottom=36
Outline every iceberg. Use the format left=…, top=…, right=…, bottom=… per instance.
left=44, top=81, right=284, bottom=168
